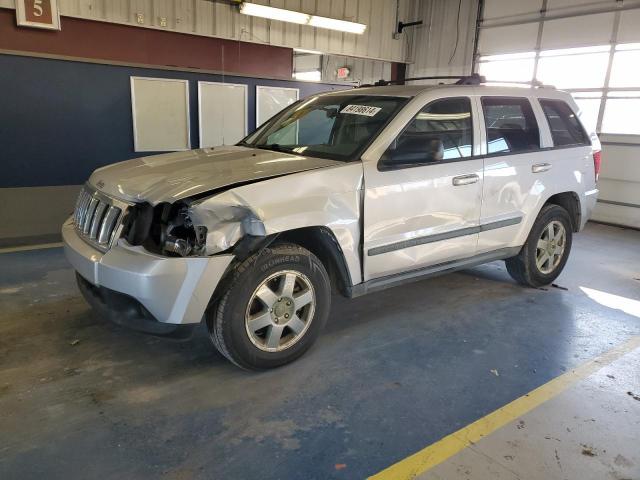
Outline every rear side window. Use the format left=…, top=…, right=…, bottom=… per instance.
left=482, top=97, right=541, bottom=154
left=381, top=97, right=473, bottom=168
left=539, top=99, right=589, bottom=146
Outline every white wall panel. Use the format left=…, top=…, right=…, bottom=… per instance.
left=198, top=82, right=248, bottom=147
left=130, top=77, right=190, bottom=152
left=407, top=0, right=480, bottom=79
left=0, top=0, right=413, bottom=62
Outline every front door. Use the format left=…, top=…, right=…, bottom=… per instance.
left=363, top=96, right=484, bottom=281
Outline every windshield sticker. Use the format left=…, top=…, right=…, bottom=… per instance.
left=340, top=105, right=382, bottom=116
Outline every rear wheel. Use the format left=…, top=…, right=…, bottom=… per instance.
left=207, top=243, right=331, bottom=370
left=505, top=204, right=573, bottom=288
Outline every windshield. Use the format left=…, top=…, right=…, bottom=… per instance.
left=240, top=94, right=407, bottom=161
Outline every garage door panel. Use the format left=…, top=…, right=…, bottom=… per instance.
left=479, top=23, right=539, bottom=54
left=483, top=0, right=542, bottom=21
left=541, top=12, right=615, bottom=49
left=618, top=9, right=640, bottom=43
left=599, top=145, right=640, bottom=183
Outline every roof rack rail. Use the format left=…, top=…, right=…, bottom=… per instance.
left=360, top=74, right=555, bottom=89
left=480, top=79, right=555, bottom=88
left=360, top=74, right=486, bottom=88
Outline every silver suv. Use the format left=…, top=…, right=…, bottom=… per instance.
left=63, top=81, right=600, bottom=369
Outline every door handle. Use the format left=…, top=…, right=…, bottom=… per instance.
left=532, top=163, right=552, bottom=173
left=452, top=174, right=479, bottom=186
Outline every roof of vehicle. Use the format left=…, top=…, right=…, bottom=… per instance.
left=320, top=83, right=570, bottom=100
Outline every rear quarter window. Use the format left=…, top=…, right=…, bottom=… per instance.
left=539, top=99, right=590, bottom=147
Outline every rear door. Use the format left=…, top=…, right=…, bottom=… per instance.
left=362, top=96, right=484, bottom=280
left=477, top=95, right=547, bottom=254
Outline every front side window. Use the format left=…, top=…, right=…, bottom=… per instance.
left=482, top=97, right=540, bottom=154
left=539, top=99, right=589, bottom=146
left=380, top=97, right=473, bottom=168
left=241, top=94, right=406, bottom=162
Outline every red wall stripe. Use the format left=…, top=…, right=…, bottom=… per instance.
left=0, top=9, right=293, bottom=79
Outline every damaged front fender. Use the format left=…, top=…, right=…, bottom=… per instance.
left=188, top=190, right=266, bottom=256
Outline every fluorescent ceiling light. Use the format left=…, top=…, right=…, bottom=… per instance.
left=294, top=48, right=323, bottom=55
left=293, top=70, right=322, bottom=81
left=239, top=2, right=367, bottom=34
left=308, top=15, right=367, bottom=34
left=239, top=2, right=309, bottom=24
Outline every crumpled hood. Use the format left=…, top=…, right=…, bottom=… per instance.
left=88, top=146, right=341, bottom=205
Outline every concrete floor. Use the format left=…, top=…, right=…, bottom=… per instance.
left=0, top=222, right=639, bottom=479
left=420, top=343, right=640, bottom=480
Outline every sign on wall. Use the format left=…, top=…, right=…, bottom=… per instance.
left=336, top=67, right=351, bottom=80
left=16, top=0, right=61, bottom=30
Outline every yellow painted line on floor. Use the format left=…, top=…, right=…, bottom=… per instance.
left=369, top=335, right=640, bottom=480
left=0, top=242, right=64, bottom=254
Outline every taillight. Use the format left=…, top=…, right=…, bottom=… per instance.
left=593, top=151, right=601, bottom=182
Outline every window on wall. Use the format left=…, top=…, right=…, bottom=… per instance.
left=536, top=46, right=610, bottom=89
left=602, top=91, right=640, bottom=135
left=477, top=52, right=536, bottom=85
left=476, top=42, right=640, bottom=136
left=482, top=97, right=540, bottom=154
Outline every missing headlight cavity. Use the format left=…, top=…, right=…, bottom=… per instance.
left=122, top=192, right=266, bottom=257
left=122, top=201, right=206, bottom=257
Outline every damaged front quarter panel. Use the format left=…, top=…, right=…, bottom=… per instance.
left=188, top=190, right=266, bottom=256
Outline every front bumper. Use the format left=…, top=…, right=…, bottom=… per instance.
left=62, top=218, right=234, bottom=328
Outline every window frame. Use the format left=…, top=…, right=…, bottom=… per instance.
left=480, top=95, right=543, bottom=156
left=538, top=98, right=591, bottom=147
left=377, top=96, right=476, bottom=172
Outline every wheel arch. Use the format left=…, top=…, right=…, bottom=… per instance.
left=543, top=191, right=581, bottom=232
left=272, top=226, right=354, bottom=297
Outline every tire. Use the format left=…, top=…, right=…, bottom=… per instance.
left=207, top=243, right=331, bottom=370
left=505, top=204, right=573, bottom=288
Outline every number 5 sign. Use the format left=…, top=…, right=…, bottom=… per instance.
left=16, top=0, right=61, bottom=30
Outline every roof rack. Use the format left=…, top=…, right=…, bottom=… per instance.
left=360, top=74, right=554, bottom=89
left=361, top=74, right=486, bottom=87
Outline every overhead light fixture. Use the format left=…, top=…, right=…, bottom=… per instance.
left=239, top=2, right=367, bottom=34
left=294, top=48, right=323, bottom=55
left=308, top=15, right=367, bottom=34
left=239, top=2, right=309, bottom=24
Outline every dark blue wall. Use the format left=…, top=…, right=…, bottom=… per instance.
left=0, top=54, right=349, bottom=188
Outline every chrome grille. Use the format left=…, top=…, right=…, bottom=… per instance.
left=73, top=186, right=124, bottom=251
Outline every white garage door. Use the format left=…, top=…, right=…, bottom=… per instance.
left=476, top=0, right=640, bottom=228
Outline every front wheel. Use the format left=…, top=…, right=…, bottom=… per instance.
left=505, top=204, right=573, bottom=288
left=207, top=243, right=331, bottom=370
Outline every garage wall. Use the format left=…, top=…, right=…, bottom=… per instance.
left=477, top=0, right=640, bottom=228
left=0, top=0, right=415, bottom=63
left=405, top=0, right=479, bottom=81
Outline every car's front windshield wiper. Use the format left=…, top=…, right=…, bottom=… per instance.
left=253, top=144, right=295, bottom=153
